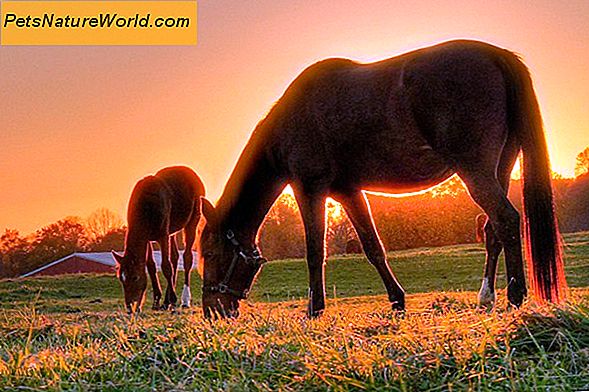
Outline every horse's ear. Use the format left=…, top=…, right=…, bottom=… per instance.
left=111, top=250, right=124, bottom=265
left=201, top=197, right=218, bottom=227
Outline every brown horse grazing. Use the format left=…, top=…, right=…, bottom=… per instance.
left=199, top=40, right=568, bottom=318
left=112, top=166, right=205, bottom=313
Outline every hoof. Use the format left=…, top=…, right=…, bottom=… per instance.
left=307, top=299, right=324, bottom=318
left=478, top=290, right=496, bottom=308
left=507, top=278, right=528, bottom=308
left=307, top=308, right=324, bottom=318
left=161, top=302, right=176, bottom=311
left=306, top=289, right=325, bottom=318
left=181, top=285, right=192, bottom=308
left=391, top=300, right=405, bottom=312
left=478, top=278, right=496, bottom=308
left=507, top=292, right=525, bottom=308
left=507, top=282, right=527, bottom=308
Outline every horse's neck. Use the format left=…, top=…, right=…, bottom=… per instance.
left=217, top=143, right=285, bottom=245
left=124, top=228, right=148, bottom=261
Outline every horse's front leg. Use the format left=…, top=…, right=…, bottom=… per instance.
left=146, top=242, right=163, bottom=310
left=170, top=236, right=180, bottom=286
left=335, top=191, right=405, bottom=311
left=159, top=234, right=178, bottom=310
left=294, top=189, right=327, bottom=318
left=181, top=212, right=199, bottom=308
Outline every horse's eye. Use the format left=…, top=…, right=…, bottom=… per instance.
left=204, top=251, right=214, bottom=257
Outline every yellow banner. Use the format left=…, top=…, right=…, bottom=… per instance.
left=1, top=1, right=197, bottom=45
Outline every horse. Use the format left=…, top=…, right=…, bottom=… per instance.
left=112, top=166, right=205, bottom=313
left=198, top=39, right=568, bottom=318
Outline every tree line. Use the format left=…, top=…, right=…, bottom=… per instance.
left=3, top=148, right=589, bottom=278
left=0, top=209, right=126, bottom=278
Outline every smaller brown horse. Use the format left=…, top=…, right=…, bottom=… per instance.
left=112, top=166, right=205, bottom=313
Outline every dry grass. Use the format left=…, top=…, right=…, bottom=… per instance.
left=1, top=289, right=588, bottom=391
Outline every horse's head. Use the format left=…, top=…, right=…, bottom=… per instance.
left=199, top=198, right=267, bottom=318
left=111, top=251, right=148, bottom=313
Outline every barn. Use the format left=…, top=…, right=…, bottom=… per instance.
left=20, top=251, right=196, bottom=278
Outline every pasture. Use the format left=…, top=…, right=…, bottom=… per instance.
left=1, top=232, right=588, bottom=390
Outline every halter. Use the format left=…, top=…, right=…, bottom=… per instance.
left=203, top=230, right=267, bottom=300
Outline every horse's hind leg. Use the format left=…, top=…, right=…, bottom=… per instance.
left=170, top=235, right=180, bottom=286
left=478, top=138, right=519, bottom=307
left=459, top=169, right=527, bottom=307
left=160, top=235, right=178, bottom=309
left=335, top=191, right=405, bottom=311
left=181, top=209, right=200, bottom=308
left=294, top=188, right=328, bottom=318
left=479, top=218, right=500, bottom=307
left=146, top=242, right=163, bottom=310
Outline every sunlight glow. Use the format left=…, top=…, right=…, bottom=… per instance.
left=2, top=0, right=588, bottom=233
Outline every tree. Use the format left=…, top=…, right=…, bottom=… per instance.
left=259, top=194, right=305, bottom=259
left=562, top=172, right=589, bottom=232
left=575, top=147, right=589, bottom=177
left=85, top=208, right=124, bottom=240
left=326, top=199, right=355, bottom=256
left=26, top=217, right=89, bottom=273
left=87, top=227, right=126, bottom=252
left=0, top=229, right=30, bottom=277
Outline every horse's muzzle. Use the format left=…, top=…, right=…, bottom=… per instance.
left=126, top=302, right=143, bottom=315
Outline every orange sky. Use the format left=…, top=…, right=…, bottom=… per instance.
left=1, top=0, right=589, bottom=234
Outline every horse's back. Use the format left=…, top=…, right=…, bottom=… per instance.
left=268, top=40, right=515, bottom=193
left=127, top=175, right=168, bottom=238
left=155, top=166, right=205, bottom=198
left=154, top=166, right=205, bottom=231
left=402, top=40, right=514, bottom=163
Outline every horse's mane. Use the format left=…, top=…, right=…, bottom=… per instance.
left=215, top=110, right=277, bottom=222
left=213, top=58, right=350, bottom=220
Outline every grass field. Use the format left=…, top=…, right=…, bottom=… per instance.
left=0, top=232, right=588, bottom=390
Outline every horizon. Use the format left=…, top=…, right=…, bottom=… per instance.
left=2, top=0, right=589, bottom=234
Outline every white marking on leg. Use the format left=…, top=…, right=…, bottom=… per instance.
left=478, top=277, right=496, bottom=306
left=181, top=284, right=191, bottom=307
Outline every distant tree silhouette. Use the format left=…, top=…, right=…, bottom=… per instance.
left=24, top=217, right=89, bottom=274
left=87, top=227, right=126, bottom=252
left=4, top=173, right=588, bottom=275
left=326, top=200, right=356, bottom=256
left=0, top=229, right=30, bottom=277
left=345, top=239, right=362, bottom=254
left=563, top=173, right=589, bottom=232
left=259, top=194, right=305, bottom=259
left=575, top=147, right=589, bottom=177
left=85, top=208, right=124, bottom=240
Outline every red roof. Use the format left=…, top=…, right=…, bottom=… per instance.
left=20, top=251, right=197, bottom=278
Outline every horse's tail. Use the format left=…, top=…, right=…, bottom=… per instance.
left=497, top=49, right=567, bottom=303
